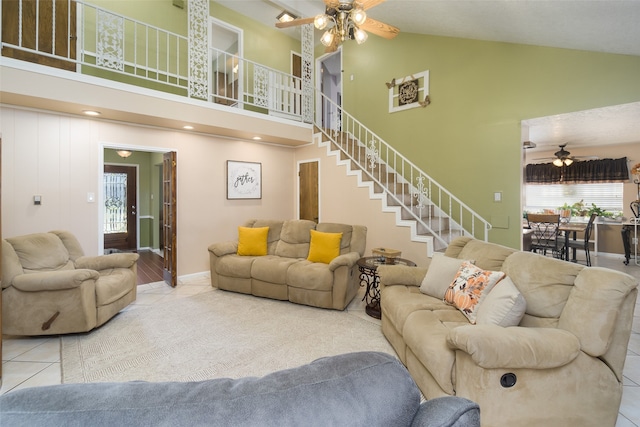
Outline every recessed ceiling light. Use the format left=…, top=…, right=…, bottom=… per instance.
left=83, top=110, right=101, bottom=116
left=252, top=136, right=262, bottom=140
left=183, top=125, right=194, bottom=130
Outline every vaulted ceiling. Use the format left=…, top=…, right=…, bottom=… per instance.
left=216, top=1, right=640, bottom=152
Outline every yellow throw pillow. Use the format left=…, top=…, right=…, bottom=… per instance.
left=237, top=226, right=269, bottom=256
left=307, top=230, right=343, bottom=264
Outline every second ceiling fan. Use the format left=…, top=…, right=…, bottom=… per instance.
left=275, top=0, right=399, bottom=52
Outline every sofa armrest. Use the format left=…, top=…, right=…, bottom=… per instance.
left=447, top=324, right=581, bottom=369
left=377, top=265, right=428, bottom=288
left=208, top=241, right=238, bottom=257
left=328, top=252, right=360, bottom=271
left=75, top=253, right=139, bottom=271
left=12, top=269, right=100, bottom=292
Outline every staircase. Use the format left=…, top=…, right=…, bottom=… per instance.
left=314, top=92, right=491, bottom=256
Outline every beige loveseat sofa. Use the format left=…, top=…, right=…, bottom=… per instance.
left=378, top=236, right=637, bottom=427
left=2, top=230, right=139, bottom=336
left=208, top=219, right=366, bottom=310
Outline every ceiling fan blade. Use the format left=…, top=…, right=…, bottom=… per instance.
left=275, top=16, right=315, bottom=29
left=360, top=18, right=400, bottom=39
left=323, top=0, right=340, bottom=8
left=360, top=0, right=386, bottom=10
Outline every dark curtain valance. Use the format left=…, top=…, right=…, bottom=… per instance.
left=525, top=157, right=629, bottom=184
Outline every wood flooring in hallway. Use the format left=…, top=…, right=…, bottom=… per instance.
left=136, top=250, right=164, bottom=285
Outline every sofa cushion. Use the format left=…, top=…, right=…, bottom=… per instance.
left=237, top=227, right=269, bottom=256
left=7, top=233, right=74, bottom=272
left=251, top=256, right=300, bottom=284
left=475, top=276, right=527, bottom=327
left=274, top=220, right=316, bottom=258
left=216, top=255, right=256, bottom=279
left=445, top=237, right=515, bottom=272
left=307, top=230, right=343, bottom=264
left=501, top=251, right=581, bottom=326
left=419, top=253, right=469, bottom=299
left=381, top=286, right=457, bottom=333
left=558, top=267, right=638, bottom=357
left=444, top=262, right=505, bottom=324
left=403, top=309, right=468, bottom=395
left=287, top=260, right=334, bottom=291
left=96, top=270, right=135, bottom=306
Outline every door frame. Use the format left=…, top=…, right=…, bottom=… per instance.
left=98, top=143, right=174, bottom=254
left=315, top=49, right=343, bottom=127
left=297, top=158, right=321, bottom=222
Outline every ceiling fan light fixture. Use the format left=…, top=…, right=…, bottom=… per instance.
left=314, top=14, right=329, bottom=30
left=276, top=11, right=297, bottom=23
left=564, top=158, right=573, bottom=166
left=351, top=7, right=367, bottom=26
left=354, top=27, right=368, bottom=44
left=553, top=158, right=563, bottom=167
left=320, top=29, right=335, bottom=47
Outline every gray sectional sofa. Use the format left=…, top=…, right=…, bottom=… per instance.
left=208, top=219, right=367, bottom=310
left=0, top=352, right=480, bottom=426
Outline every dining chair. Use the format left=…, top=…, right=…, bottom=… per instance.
left=526, top=213, right=562, bottom=258
left=563, top=213, right=598, bottom=266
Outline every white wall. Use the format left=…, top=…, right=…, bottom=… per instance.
left=1, top=107, right=296, bottom=275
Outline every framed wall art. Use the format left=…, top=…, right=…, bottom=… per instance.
left=387, top=70, right=430, bottom=113
left=227, top=160, right=262, bottom=199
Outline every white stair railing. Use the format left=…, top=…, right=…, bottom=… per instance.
left=317, top=91, right=492, bottom=247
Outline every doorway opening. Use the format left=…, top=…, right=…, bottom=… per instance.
left=316, top=50, right=342, bottom=130
left=101, top=147, right=177, bottom=287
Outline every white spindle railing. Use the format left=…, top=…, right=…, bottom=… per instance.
left=0, top=0, right=303, bottom=120
left=317, top=91, right=492, bottom=246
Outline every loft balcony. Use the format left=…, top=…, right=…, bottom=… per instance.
left=0, top=0, right=312, bottom=146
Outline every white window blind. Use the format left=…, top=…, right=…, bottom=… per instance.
left=524, top=183, right=623, bottom=212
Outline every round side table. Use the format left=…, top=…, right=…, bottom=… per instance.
left=357, top=256, right=416, bottom=319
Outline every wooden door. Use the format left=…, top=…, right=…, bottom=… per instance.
left=104, top=165, right=137, bottom=251
left=299, top=161, right=319, bottom=222
left=162, top=152, right=177, bottom=287
left=1, top=0, right=77, bottom=71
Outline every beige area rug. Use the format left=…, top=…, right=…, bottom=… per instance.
left=61, top=289, right=395, bottom=384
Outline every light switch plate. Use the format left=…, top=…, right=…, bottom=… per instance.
left=494, top=191, right=502, bottom=202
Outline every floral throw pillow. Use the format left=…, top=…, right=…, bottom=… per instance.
left=444, top=261, right=506, bottom=324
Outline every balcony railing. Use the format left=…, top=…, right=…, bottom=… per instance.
left=1, top=0, right=304, bottom=121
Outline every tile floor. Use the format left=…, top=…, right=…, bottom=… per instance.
left=2, top=255, right=640, bottom=426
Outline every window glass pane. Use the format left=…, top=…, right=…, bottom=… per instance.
left=104, top=172, right=128, bottom=233
left=524, top=183, right=623, bottom=213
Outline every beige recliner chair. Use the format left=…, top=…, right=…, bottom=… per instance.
left=2, top=230, right=139, bottom=336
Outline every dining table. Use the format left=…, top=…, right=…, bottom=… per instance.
left=557, top=222, right=588, bottom=262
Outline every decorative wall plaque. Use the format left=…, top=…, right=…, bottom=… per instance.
left=387, top=70, right=430, bottom=113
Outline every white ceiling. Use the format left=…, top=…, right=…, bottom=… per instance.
left=216, top=0, right=640, bottom=151
left=217, top=0, right=640, bottom=56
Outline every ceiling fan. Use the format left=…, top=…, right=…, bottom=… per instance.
left=533, top=143, right=598, bottom=167
left=275, top=0, right=400, bottom=52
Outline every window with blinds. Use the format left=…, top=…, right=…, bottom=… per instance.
left=524, top=183, right=623, bottom=212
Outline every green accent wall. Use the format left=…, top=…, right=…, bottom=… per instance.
left=210, top=2, right=301, bottom=71
left=341, top=33, right=640, bottom=248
